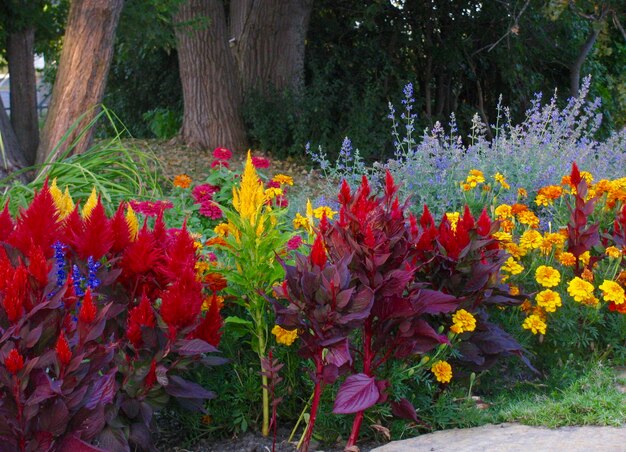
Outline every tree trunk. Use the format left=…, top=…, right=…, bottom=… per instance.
left=0, top=95, right=29, bottom=179
left=174, top=0, right=247, bottom=151
left=7, top=27, right=39, bottom=166
left=230, top=0, right=314, bottom=94
left=570, top=25, right=600, bottom=98
left=37, top=0, right=124, bottom=165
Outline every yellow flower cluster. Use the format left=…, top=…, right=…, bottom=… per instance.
left=126, top=205, right=139, bottom=241
left=599, top=280, right=625, bottom=305
left=519, top=230, right=543, bottom=251
left=82, top=187, right=98, bottom=219
left=313, top=206, right=337, bottom=219
left=502, top=257, right=524, bottom=275
left=461, top=169, right=485, bottom=191
left=431, top=360, right=453, bottom=383
left=494, top=173, right=510, bottom=190
left=49, top=179, right=75, bottom=220
left=535, top=289, right=562, bottom=313
left=272, top=174, right=294, bottom=186
left=272, top=325, right=298, bottom=346
left=264, top=187, right=283, bottom=200
left=523, top=314, right=547, bottom=335
left=450, top=309, right=476, bottom=334
left=567, top=277, right=598, bottom=305
left=535, top=265, right=561, bottom=288
left=534, top=185, right=563, bottom=207
left=446, top=212, right=460, bottom=231
left=606, top=246, right=622, bottom=259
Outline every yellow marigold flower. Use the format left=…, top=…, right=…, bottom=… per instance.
left=272, top=174, right=293, bottom=186
left=504, top=242, right=526, bottom=259
left=293, top=213, right=311, bottom=231
left=606, top=246, right=621, bottom=259
left=500, top=219, right=515, bottom=233
left=519, top=229, right=543, bottom=250
left=509, top=285, right=520, bottom=296
left=214, top=223, right=230, bottom=237
left=446, top=212, right=460, bottom=232
left=272, top=325, right=298, bottom=346
left=517, top=210, right=540, bottom=228
left=494, top=173, right=510, bottom=190
left=522, top=314, right=547, bottom=335
left=567, top=277, right=595, bottom=303
left=557, top=251, right=576, bottom=266
left=599, top=280, right=625, bottom=305
left=535, top=185, right=563, bottom=206
left=264, top=187, right=283, bottom=199
left=493, top=231, right=512, bottom=243
left=125, top=204, right=139, bottom=241
left=494, top=204, right=513, bottom=220
left=464, top=169, right=485, bottom=188
left=579, top=251, right=591, bottom=266
left=535, top=265, right=561, bottom=288
left=518, top=188, right=528, bottom=198
left=173, top=174, right=192, bottom=189
left=535, top=289, right=562, bottom=313
left=431, top=360, right=452, bottom=383
left=82, top=187, right=98, bottom=219
left=195, top=260, right=210, bottom=275
left=201, top=294, right=224, bottom=312
left=502, top=257, right=524, bottom=275
left=581, top=171, right=593, bottom=183
left=194, top=241, right=203, bottom=251
left=313, top=206, right=337, bottom=220
left=450, top=309, right=476, bottom=334
left=232, top=150, right=265, bottom=225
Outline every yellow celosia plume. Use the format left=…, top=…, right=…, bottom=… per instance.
left=49, top=178, right=75, bottom=220
left=232, top=151, right=266, bottom=225
left=125, top=204, right=139, bottom=241
left=82, top=187, right=98, bottom=219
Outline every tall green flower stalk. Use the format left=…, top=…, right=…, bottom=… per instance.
left=216, top=151, right=292, bottom=436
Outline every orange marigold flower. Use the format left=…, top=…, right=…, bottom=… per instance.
left=204, top=272, right=227, bottom=292
left=206, top=236, right=228, bottom=247
left=581, top=267, right=594, bottom=282
left=272, top=325, right=298, bottom=346
left=557, top=251, right=576, bottom=266
left=173, top=174, right=192, bottom=189
left=522, top=314, right=546, bottom=335
left=511, top=203, right=529, bottom=215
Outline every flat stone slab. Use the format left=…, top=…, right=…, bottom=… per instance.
left=371, top=423, right=626, bottom=452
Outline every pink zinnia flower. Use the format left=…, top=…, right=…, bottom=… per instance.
left=213, top=147, right=232, bottom=160
left=287, top=236, right=303, bottom=250
left=266, top=180, right=281, bottom=189
left=207, top=252, right=217, bottom=262
left=199, top=202, right=223, bottom=220
left=129, top=200, right=174, bottom=217
left=211, top=160, right=230, bottom=169
left=192, top=184, right=220, bottom=203
left=251, top=156, right=270, bottom=169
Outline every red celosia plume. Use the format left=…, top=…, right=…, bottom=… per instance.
left=78, top=289, right=97, bottom=324
left=55, top=333, right=72, bottom=366
left=310, top=234, right=327, bottom=268
left=5, top=348, right=24, bottom=375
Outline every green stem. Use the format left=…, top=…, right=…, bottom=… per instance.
left=256, top=311, right=270, bottom=437
left=289, top=392, right=314, bottom=443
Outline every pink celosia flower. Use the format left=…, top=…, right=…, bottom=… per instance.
left=129, top=200, right=174, bottom=217
left=199, top=202, right=223, bottom=220
left=192, top=184, right=220, bottom=203
left=287, top=236, right=303, bottom=250
left=212, top=147, right=232, bottom=160
left=251, top=156, right=270, bottom=169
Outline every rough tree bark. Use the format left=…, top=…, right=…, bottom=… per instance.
left=173, top=0, right=247, bottom=152
left=7, top=26, right=39, bottom=166
left=37, top=0, right=124, bottom=165
left=230, top=0, right=314, bottom=94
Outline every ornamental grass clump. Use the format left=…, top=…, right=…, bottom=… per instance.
left=270, top=171, right=526, bottom=450
left=0, top=181, right=223, bottom=451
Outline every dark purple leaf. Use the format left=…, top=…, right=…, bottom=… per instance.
left=333, top=374, right=380, bottom=414
left=325, top=338, right=352, bottom=368
left=164, top=375, right=215, bottom=400
left=38, top=399, right=68, bottom=436
left=322, top=364, right=339, bottom=384
left=129, top=422, right=152, bottom=450
left=97, top=427, right=129, bottom=452
left=390, top=398, right=419, bottom=422
left=413, top=289, right=459, bottom=314
left=70, top=405, right=106, bottom=441
left=24, top=324, right=42, bottom=348
left=56, top=434, right=109, bottom=452
left=85, top=369, right=117, bottom=410
left=176, top=338, right=219, bottom=355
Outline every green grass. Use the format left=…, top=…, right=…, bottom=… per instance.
left=484, top=363, right=626, bottom=428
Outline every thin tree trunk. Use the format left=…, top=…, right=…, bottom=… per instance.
left=37, top=0, right=124, bottom=165
left=174, top=0, right=247, bottom=151
left=0, top=95, right=28, bottom=179
left=230, top=0, right=314, bottom=94
left=7, top=27, right=39, bottom=166
left=570, top=25, right=600, bottom=98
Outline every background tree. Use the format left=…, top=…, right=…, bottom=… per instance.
left=37, top=0, right=124, bottom=165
